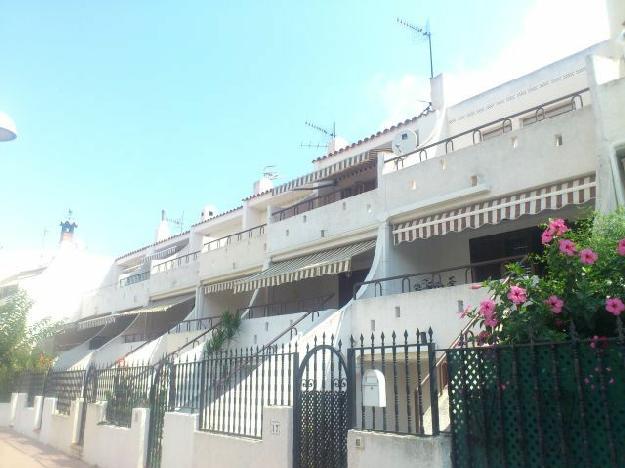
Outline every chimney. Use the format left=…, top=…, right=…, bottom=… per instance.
left=155, top=209, right=171, bottom=242
left=59, top=220, right=78, bottom=244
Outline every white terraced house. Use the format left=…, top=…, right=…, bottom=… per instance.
left=3, top=4, right=625, bottom=468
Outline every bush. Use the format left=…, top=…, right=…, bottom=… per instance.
left=463, top=210, right=625, bottom=344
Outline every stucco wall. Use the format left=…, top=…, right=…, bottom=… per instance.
left=160, top=406, right=293, bottom=468
left=199, top=232, right=266, bottom=281
left=39, top=398, right=82, bottom=454
left=0, top=401, right=10, bottom=427
left=347, top=430, right=452, bottom=468
left=82, top=402, right=149, bottom=468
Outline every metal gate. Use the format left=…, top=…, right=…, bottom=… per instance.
left=77, top=365, right=96, bottom=446
left=293, top=340, right=353, bottom=468
left=146, top=361, right=170, bottom=468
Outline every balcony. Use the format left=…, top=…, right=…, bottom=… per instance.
left=199, top=224, right=266, bottom=280
left=270, top=181, right=376, bottom=223
left=150, top=250, right=200, bottom=297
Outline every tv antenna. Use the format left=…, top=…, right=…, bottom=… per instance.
left=164, top=211, right=185, bottom=234
left=397, top=18, right=434, bottom=79
left=300, top=120, right=336, bottom=149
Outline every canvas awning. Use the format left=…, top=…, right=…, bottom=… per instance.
left=74, top=295, right=195, bottom=330
left=203, top=272, right=259, bottom=294
left=231, top=239, right=376, bottom=293
left=75, top=314, right=117, bottom=330
left=392, top=174, right=596, bottom=245
left=272, top=151, right=377, bottom=195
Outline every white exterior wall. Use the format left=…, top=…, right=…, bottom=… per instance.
left=83, top=279, right=150, bottom=316
left=0, top=402, right=10, bottom=427
left=161, top=406, right=293, bottom=468
left=268, top=190, right=379, bottom=255
left=199, top=232, right=266, bottom=280
left=150, top=259, right=199, bottom=298
left=83, top=403, right=149, bottom=468
left=347, top=430, right=452, bottom=468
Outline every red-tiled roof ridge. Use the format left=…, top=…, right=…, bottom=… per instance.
left=313, top=105, right=433, bottom=163
left=242, top=188, right=272, bottom=202
left=115, top=230, right=191, bottom=262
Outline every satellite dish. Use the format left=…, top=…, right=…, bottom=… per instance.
left=0, top=112, right=17, bottom=142
left=392, top=129, right=418, bottom=156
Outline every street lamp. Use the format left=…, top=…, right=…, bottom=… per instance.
left=0, top=112, right=17, bottom=142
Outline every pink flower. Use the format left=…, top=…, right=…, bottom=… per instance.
left=549, top=218, right=569, bottom=236
left=579, top=248, right=598, bottom=265
left=458, top=306, right=471, bottom=319
left=606, top=297, right=625, bottom=316
left=541, top=228, right=554, bottom=245
left=545, top=295, right=564, bottom=314
left=484, top=316, right=499, bottom=328
left=618, top=239, right=625, bottom=256
left=559, top=239, right=577, bottom=256
left=479, top=299, right=496, bottom=317
left=507, top=285, right=527, bottom=305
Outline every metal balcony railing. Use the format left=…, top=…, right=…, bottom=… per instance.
left=353, top=255, right=527, bottom=299
left=237, top=294, right=335, bottom=319
left=119, top=271, right=150, bottom=287
left=202, top=224, right=266, bottom=252
left=270, top=180, right=376, bottom=223
left=151, top=250, right=200, bottom=274
left=384, top=89, right=589, bottom=170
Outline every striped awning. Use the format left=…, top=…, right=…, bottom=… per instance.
left=121, top=295, right=195, bottom=315
left=232, top=239, right=376, bottom=293
left=272, top=152, right=377, bottom=195
left=203, top=273, right=259, bottom=294
left=75, top=314, right=117, bottom=330
left=393, top=174, right=596, bottom=245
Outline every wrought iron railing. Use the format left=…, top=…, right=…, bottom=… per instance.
left=189, top=345, right=298, bottom=438
left=352, top=255, right=527, bottom=299
left=202, top=224, right=266, bottom=252
left=88, top=363, right=153, bottom=427
left=446, top=322, right=625, bottom=467
left=270, top=180, right=376, bottom=223
left=119, top=271, right=150, bottom=287
left=349, top=329, right=439, bottom=435
left=151, top=250, right=200, bottom=274
left=384, top=89, right=589, bottom=170
left=45, top=369, right=86, bottom=415
left=17, top=371, right=47, bottom=407
left=168, top=317, right=219, bottom=334
left=238, top=294, right=335, bottom=319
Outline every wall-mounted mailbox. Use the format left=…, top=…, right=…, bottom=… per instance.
left=362, top=369, right=386, bottom=407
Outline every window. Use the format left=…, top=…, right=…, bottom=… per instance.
left=469, top=227, right=543, bottom=282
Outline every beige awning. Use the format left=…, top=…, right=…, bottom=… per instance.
left=392, top=174, right=596, bottom=245
left=74, top=295, right=195, bottom=330
left=75, top=314, right=117, bottom=330
left=121, top=295, right=195, bottom=316
left=272, top=151, right=377, bottom=195
left=232, top=239, right=376, bottom=293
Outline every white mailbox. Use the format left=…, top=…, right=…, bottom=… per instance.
left=362, top=369, right=386, bottom=407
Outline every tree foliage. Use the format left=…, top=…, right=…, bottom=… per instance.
left=0, top=290, right=63, bottom=397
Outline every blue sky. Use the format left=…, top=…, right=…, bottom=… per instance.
left=0, top=0, right=608, bottom=257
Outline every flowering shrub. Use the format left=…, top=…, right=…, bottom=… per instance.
left=463, top=210, right=625, bottom=344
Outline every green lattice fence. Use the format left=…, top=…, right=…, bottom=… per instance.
left=447, top=339, right=625, bottom=468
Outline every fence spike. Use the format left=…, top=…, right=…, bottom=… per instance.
left=428, top=327, right=433, bottom=343
left=360, top=334, right=364, bottom=346
left=617, top=316, right=624, bottom=343
left=380, top=332, right=385, bottom=346
left=338, top=339, right=342, bottom=350
left=391, top=331, right=397, bottom=345
left=416, top=328, right=421, bottom=344
left=322, top=332, right=326, bottom=345
left=403, top=330, right=409, bottom=344
left=350, top=335, right=355, bottom=347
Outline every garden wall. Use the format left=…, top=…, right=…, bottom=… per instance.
left=161, top=406, right=293, bottom=468
left=82, top=402, right=149, bottom=468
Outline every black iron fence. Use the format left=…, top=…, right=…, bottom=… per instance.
left=88, top=363, right=153, bottom=427
left=17, top=371, right=47, bottom=407
left=446, top=326, right=625, bottom=468
left=175, top=345, right=299, bottom=438
left=45, top=369, right=86, bottom=415
left=350, top=329, right=439, bottom=435
left=119, top=271, right=150, bottom=287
